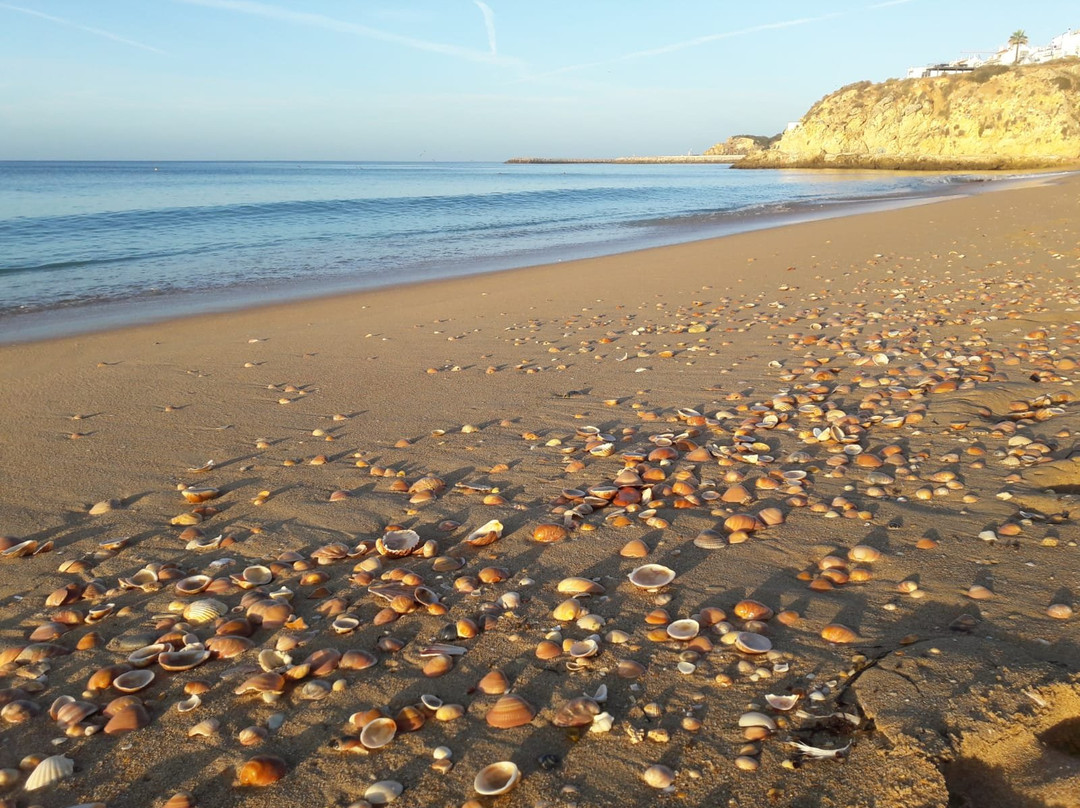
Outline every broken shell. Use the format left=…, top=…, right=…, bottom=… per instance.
left=765, top=693, right=800, bottom=711
left=236, top=755, right=287, bottom=786
left=359, top=716, right=397, bottom=749
left=552, top=697, right=600, bottom=727
left=642, top=764, right=674, bottom=789
left=25, top=754, right=74, bottom=791
left=188, top=718, right=221, bottom=737
left=376, top=529, right=420, bottom=558
left=473, top=761, right=520, bottom=796
left=112, top=669, right=155, bottom=693
left=234, top=672, right=285, bottom=695
left=465, top=519, right=504, bottom=547
left=176, top=694, right=202, bottom=713
left=628, top=564, right=676, bottom=590
left=485, top=694, right=536, bottom=729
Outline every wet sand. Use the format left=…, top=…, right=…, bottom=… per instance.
left=2, top=175, right=1080, bottom=808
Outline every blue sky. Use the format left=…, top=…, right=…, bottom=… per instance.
left=0, top=1, right=1075, bottom=160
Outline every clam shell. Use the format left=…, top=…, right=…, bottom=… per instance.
left=359, top=716, right=397, bottom=749
left=234, top=671, right=285, bottom=695
left=733, top=632, right=772, bottom=654
left=188, top=718, right=221, bottom=737
left=733, top=599, right=773, bottom=621
left=465, top=519, right=504, bottom=546
left=666, top=618, right=700, bottom=640
left=821, top=623, right=859, bottom=644
left=112, top=668, right=155, bottom=693
left=181, top=487, right=220, bottom=504
left=568, top=638, right=599, bottom=658
left=25, top=754, right=74, bottom=791
left=163, top=793, right=196, bottom=808
left=364, top=780, right=404, bottom=805
left=159, top=648, right=210, bottom=671
left=183, top=598, right=228, bottom=624
left=128, top=643, right=169, bottom=667
left=206, top=635, right=254, bottom=659
left=236, top=755, right=287, bottom=786
left=765, top=693, right=800, bottom=711
left=473, top=761, right=520, bottom=796
left=642, top=764, right=674, bottom=789
left=242, top=565, right=273, bottom=585
left=557, top=577, right=605, bottom=596
left=477, top=669, right=510, bottom=695
left=340, top=650, right=377, bottom=670
left=531, top=524, right=568, bottom=543
left=627, top=564, right=676, bottom=590
left=376, top=529, right=420, bottom=558
left=552, top=696, right=599, bottom=727
left=848, top=545, right=882, bottom=563
left=485, top=694, right=536, bottom=729
left=175, top=575, right=212, bottom=595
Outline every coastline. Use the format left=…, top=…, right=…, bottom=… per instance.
left=505, top=156, right=743, bottom=164
left=2, top=176, right=1080, bottom=807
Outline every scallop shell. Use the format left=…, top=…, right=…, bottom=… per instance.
left=532, top=524, right=568, bottom=543
left=485, top=694, right=536, bottom=729
left=236, top=755, right=287, bottom=786
left=112, top=668, right=155, bottom=693
left=359, top=716, right=397, bottom=749
left=183, top=598, right=228, bottom=624
left=376, top=529, right=420, bottom=558
left=666, top=618, right=700, bottom=640
left=473, top=761, right=520, bottom=796
left=159, top=648, right=210, bottom=671
left=627, top=564, right=676, bottom=590
left=465, top=519, right=504, bottom=547
left=25, top=754, right=74, bottom=791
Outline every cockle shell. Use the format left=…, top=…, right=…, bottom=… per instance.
left=557, top=577, right=605, bottom=595
left=473, top=761, right=520, bottom=796
left=236, top=755, right=287, bottom=786
left=175, top=575, right=212, bottom=595
left=25, top=754, right=74, bottom=791
left=112, top=669, right=155, bottom=693
left=532, top=524, right=568, bottom=543
left=359, top=716, right=397, bottom=749
left=465, top=519, right=504, bottom=547
left=183, top=598, right=227, bottom=624
left=627, top=564, right=676, bottom=590
left=733, top=599, right=773, bottom=621
left=485, top=694, right=536, bottom=728
left=376, top=529, right=420, bottom=558
left=477, top=669, right=510, bottom=695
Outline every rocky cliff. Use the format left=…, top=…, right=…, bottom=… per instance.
left=739, top=60, right=1080, bottom=169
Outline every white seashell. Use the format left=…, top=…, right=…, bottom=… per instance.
left=765, top=693, right=800, bottom=711
left=113, top=668, right=155, bottom=693
left=376, top=529, right=420, bottom=558
left=465, top=519, right=504, bottom=546
left=568, top=638, right=599, bottom=658
left=258, top=649, right=291, bottom=671
left=734, top=632, right=772, bottom=654
left=188, top=718, right=220, bottom=737
left=627, top=564, right=676, bottom=590
left=364, top=780, right=403, bottom=805
left=177, top=694, right=202, bottom=713
left=589, top=711, right=614, bottom=733
left=25, top=754, right=74, bottom=791
left=473, top=761, right=520, bottom=796
left=183, top=598, right=227, bottom=624
left=359, top=717, right=397, bottom=749
left=738, top=711, right=777, bottom=731
left=666, top=618, right=699, bottom=640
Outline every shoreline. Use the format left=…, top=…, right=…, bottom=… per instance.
left=2, top=176, right=1080, bottom=808
left=0, top=169, right=1047, bottom=347
left=505, top=156, right=743, bottom=164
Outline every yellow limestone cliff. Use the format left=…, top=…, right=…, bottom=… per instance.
left=740, top=60, right=1080, bottom=169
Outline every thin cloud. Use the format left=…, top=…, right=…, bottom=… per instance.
left=0, top=2, right=167, bottom=54
left=176, top=0, right=516, bottom=65
left=867, top=0, right=915, bottom=7
left=474, top=1, right=496, bottom=55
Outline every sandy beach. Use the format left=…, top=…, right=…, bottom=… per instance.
left=2, top=175, right=1080, bottom=808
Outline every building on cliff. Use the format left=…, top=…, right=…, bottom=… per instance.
left=907, top=25, right=1079, bottom=79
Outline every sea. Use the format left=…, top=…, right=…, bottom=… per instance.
left=0, top=161, right=1016, bottom=342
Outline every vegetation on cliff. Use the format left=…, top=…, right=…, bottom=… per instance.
left=738, top=59, right=1080, bottom=170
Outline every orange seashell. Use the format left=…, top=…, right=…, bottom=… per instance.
left=163, top=793, right=196, bottom=808
left=619, top=539, right=649, bottom=558
left=104, top=703, right=150, bottom=734
left=821, top=623, right=859, bottom=644
left=395, top=705, right=426, bottom=732
left=535, top=640, right=562, bottom=660
left=485, top=694, right=536, bottom=728
left=423, top=654, right=454, bottom=677
left=532, top=523, right=568, bottom=543
left=733, top=599, right=773, bottom=621
left=237, top=755, right=287, bottom=787
left=723, top=514, right=759, bottom=534
left=757, top=507, right=784, bottom=527
left=340, top=650, right=377, bottom=670
left=477, top=669, right=509, bottom=695
left=721, top=484, right=752, bottom=504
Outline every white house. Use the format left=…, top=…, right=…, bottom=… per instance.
left=906, top=25, right=1079, bottom=77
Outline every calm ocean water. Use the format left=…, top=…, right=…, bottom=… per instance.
left=0, top=161, right=998, bottom=341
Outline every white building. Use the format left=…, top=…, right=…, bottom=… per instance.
left=906, top=25, right=1079, bottom=78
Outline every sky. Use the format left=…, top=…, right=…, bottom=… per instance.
left=0, top=0, right=1076, bottom=160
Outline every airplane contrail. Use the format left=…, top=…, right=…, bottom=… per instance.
left=0, top=2, right=167, bottom=54
left=474, top=1, right=496, bottom=55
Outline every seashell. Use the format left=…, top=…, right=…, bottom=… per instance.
left=332, top=615, right=360, bottom=634
left=377, top=529, right=420, bottom=558
left=206, top=635, right=254, bottom=659
left=408, top=476, right=445, bottom=495
left=1047, top=603, right=1073, bottom=620
left=552, top=696, right=600, bottom=727
left=89, top=499, right=118, bottom=515
left=821, top=623, right=859, bottom=644
left=477, top=669, right=510, bottom=695
left=183, top=598, right=227, bottom=624
left=473, top=761, right=520, bottom=796
left=532, top=524, right=568, bottom=543
left=619, top=538, right=650, bottom=558
left=617, top=659, right=646, bottom=678
left=568, top=638, right=599, bottom=658
left=395, top=705, right=426, bottom=732
left=360, top=716, right=397, bottom=749
left=535, top=640, right=562, bottom=659
left=848, top=545, right=881, bottom=563
left=128, top=643, right=169, bottom=668
left=485, top=694, right=536, bottom=728
left=159, top=648, right=210, bottom=671
left=733, top=600, right=773, bottom=621
left=421, top=655, right=454, bottom=680
left=188, top=718, right=221, bottom=737
left=238, top=726, right=268, bottom=746
left=182, top=487, right=220, bottom=504
left=765, top=693, right=800, bottom=711
left=297, top=680, right=331, bottom=701
left=627, top=564, right=676, bottom=590
left=435, top=703, right=465, bottom=721
left=734, top=632, right=771, bottom=654
left=175, top=575, right=212, bottom=595
left=465, top=519, right=504, bottom=547
left=693, top=529, right=726, bottom=550
left=642, top=764, right=675, bottom=789
left=738, top=711, right=777, bottom=731
left=557, top=577, right=605, bottom=596
left=163, top=793, right=196, bottom=808
left=966, top=584, right=994, bottom=600
left=340, top=650, right=377, bottom=670
left=25, top=754, right=74, bottom=791
left=234, top=672, right=285, bottom=695
left=177, top=694, right=202, bottom=712
left=552, top=598, right=584, bottom=622
left=666, top=619, right=700, bottom=640
left=2, top=700, right=39, bottom=723
left=236, top=755, right=287, bottom=787
left=113, top=669, right=155, bottom=693
left=364, top=780, right=404, bottom=805
left=55, top=699, right=97, bottom=728
left=241, top=565, right=273, bottom=586
left=104, top=703, right=151, bottom=734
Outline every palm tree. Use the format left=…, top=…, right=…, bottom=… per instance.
left=1008, top=30, right=1028, bottom=64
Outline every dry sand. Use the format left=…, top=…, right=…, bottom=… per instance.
left=2, top=175, right=1080, bottom=808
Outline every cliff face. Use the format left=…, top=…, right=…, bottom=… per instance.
left=740, top=60, right=1080, bottom=169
